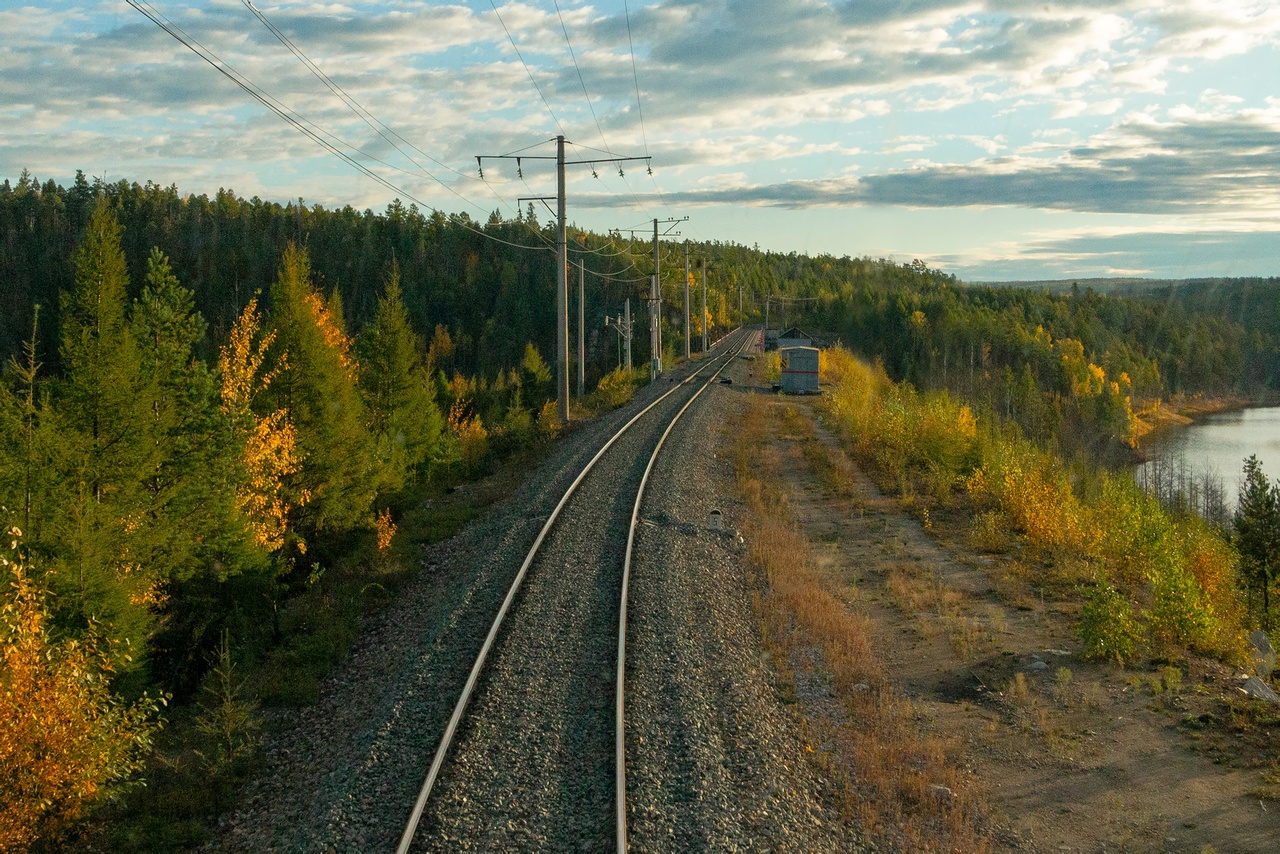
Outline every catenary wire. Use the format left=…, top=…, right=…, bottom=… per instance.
left=127, top=0, right=554, bottom=254
left=552, top=0, right=611, bottom=154
left=490, top=0, right=566, bottom=138
left=622, top=0, right=649, bottom=157
left=240, top=0, right=522, bottom=219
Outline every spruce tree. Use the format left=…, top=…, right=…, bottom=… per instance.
left=52, top=201, right=158, bottom=664
left=266, top=243, right=378, bottom=535
left=358, top=262, right=443, bottom=493
left=132, top=249, right=265, bottom=584
left=1235, top=455, right=1280, bottom=626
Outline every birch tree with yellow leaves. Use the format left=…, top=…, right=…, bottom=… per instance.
left=218, top=297, right=304, bottom=555
left=0, top=531, right=162, bottom=851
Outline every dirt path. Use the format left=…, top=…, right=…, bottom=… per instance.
left=755, top=392, right=1278, bottom=853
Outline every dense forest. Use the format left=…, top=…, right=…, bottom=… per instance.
left=765, top=258, right=1279, bottom=459
left=2, top=171, right=1279, bottom=849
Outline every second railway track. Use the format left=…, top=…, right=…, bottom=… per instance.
left=399, top=329, right=752, bottom=852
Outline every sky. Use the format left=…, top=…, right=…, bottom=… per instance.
left=3, top=0, right=1280, bottom=281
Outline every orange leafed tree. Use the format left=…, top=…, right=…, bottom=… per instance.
left=218, top=298, right=306, bottom=552
left=0, top=530, right=161, bottom=851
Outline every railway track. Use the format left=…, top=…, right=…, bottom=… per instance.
left=398, top=328, right=753, bottom=852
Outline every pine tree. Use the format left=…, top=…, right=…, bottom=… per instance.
left=266, top=243, right=378, bottom=535
left=1235, top=455, right=1280, bottom=626
left=358, top=262, right=443, bottom=493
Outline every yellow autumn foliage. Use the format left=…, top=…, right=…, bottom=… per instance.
left=448, top=399, right=489, bottom=466
left=821, top=346, right=1244, bottom=663
left=218, top=297, right=279, bottom=412
left=375, top=508, right=396, bottom=553
left=218, top=300, right=306, bottom=552
left=537, top=400, right=562, bottom=438
left=303, top=290, right=356, bottom=381
left=0, top=532, right=162, bottom=851
left=239, top=410, right=305, bottom=552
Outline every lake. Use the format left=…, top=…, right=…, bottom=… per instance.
left=1136, top=406, right=1280, bottom=517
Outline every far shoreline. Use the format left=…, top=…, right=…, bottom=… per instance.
left=1132, top=392, right=1274, bottom=458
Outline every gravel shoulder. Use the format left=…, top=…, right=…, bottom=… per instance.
left=625, top=357, right=855, bottom=851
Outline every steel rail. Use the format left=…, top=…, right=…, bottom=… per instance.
left=615, top=330, right=752, bottom=852
left=397, top=329, right=752, bottom=853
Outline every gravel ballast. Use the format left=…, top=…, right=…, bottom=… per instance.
left=208, top=337, right=855, bottom=852
left=624, top=355, right=852, bottom=852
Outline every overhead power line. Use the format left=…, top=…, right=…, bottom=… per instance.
left=126, top=0, right=547, bottom=253
left=489, top=0, right=565, bottom=137
left=242, top=1, right=473, bottom=184
left=622, top=0, right=649, bottom=157
left=552, top=0, right=610, bottom=154
left=240, top=0, right=530, bottom=224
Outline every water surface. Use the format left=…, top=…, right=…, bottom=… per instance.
left=1137, top=406, right=1280, bottom=512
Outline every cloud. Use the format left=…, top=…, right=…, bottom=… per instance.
left=574, top=107, right=1280, bottom=217
left=942, top=226, right=1280, bottom=280
left=6, top=0, right=1280, bottom=283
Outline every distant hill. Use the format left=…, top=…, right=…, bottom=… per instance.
left=963, top=277, right=1183, bottom=294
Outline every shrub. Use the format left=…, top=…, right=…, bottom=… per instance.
left=1146, top=563, right=1213, bottom=654
left=538, top=400, right=563, bottom=437
left=822, top=345, right=1246, bottom=664
left=969, top=510, right=1012, bottom=553
left=763, top=350, right=781, bottom=383
left=966, top=436, right=1089, bottom=555
left=1079, top=583, right=1143, bottom=663
left=0, top=533, right=163, bottom=850
left=447, top=400, right=488, bottom=469
left=595, top=366, right=637, bottom=409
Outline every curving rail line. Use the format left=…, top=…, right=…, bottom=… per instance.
left=397, top=328, right=754, bottom=853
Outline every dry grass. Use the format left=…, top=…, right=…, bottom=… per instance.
left=885, top=561, right=990, bottom=661
left=990, top=559, right=1038, bottom=611
left=781, top=405, right=863, bottom=502
left=734, top=395, right=990, bottom=852
left=945, top=611, right=989, bottom=663
left=886, top=566, right=936, bottom=614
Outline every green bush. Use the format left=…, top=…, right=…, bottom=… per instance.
left=1079, top=583, right=1143, bottom=663
left=1147, top=563, right=1213, bottom=653
left=595, top=366, right=637, bottom=408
